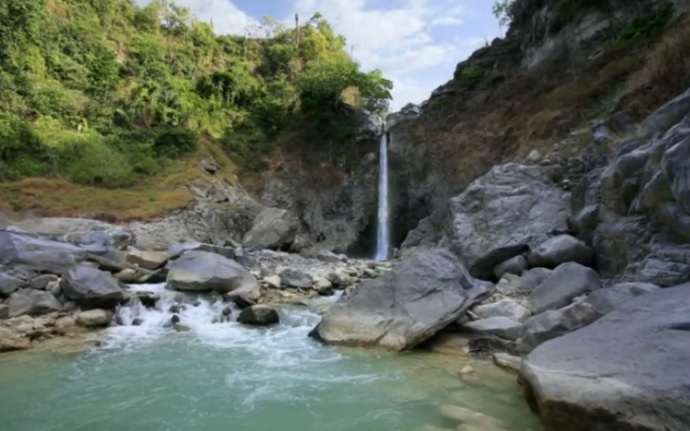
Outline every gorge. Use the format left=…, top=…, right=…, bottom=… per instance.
left=2, top=0, right=690, bottom=430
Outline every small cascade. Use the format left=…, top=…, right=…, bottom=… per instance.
left=374, top=128, right=391, bottom=261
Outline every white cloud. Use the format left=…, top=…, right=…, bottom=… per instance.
left=431, top=16, right=464, bottom=27
left=135, top=0, right=258, bottom=35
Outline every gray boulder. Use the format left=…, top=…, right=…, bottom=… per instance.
left=527, top=263, right=601, bottom=314
left=518, top=282, right=659, bottom=353
left=278, top=268, right=313, bottom=289
left=472, top=298, right=531, bottom=323
left=463, top=317, right=522, bottom=340
left=29, top=274, right=59, bottom=290
left=126, top=249, right=170, bottom=270
left=469, top=244, right=529, bottom=281
left=242, top=207, right=298, bottom=251
left=0, top=272, right=24, bottom=297
left=8, top=289, right=62, bottom=317
left=237, top=305, right=280, bottom=326
left=493, top=255, right=529, bottom=279
left=528, top=235, right=594, bottom=268
left=496, top=268, right=553, bottom=296
left=521, top=283, right=690, bottom=431
left=0, top=230, right=86, bottom=273
left=311, top=249, right=486, bottom=351
left=167, top=250, right=259, bottom=295
left=76, top=309, right=113, bottom=328
left=60, top=265, right=124, bottom=309
left=450, top=163, right=570, bottom=268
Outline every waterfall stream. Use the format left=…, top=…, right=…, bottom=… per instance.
left=375, top=130, right=390, bottom=261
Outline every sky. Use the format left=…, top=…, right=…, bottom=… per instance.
left=138, top=0, right=502, bottom=111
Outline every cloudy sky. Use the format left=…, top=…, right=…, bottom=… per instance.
left=141, top=0, right=501, bottom=111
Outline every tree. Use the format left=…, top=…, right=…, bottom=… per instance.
left=492, top=0, right=515, bottom=35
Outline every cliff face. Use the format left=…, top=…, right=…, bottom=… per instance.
left=388, top=0, right=690, bottom=254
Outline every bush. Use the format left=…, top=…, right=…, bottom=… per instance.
left=153, top=127, right=198, bottom=158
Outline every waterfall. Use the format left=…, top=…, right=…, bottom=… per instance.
left=374, top=130, right=390, bottom=261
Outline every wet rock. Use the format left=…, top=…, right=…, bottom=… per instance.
left=126, top=249, right=170, bottom=270
left=312, top=249, right=489, bottom=351
left=168, top=304, right=183, bottom=314
left=263, top=275, right=282, bottom=289
left=221, top=306, right=233, bottom=317
left=639, top=86, right=690, bottom=139
left=493, top=255, right=528, bottom=279
left=496, top=268, right=553, bottom=296
left=278, top=268, right=312, bottom=289
left=314, top=276, right=333, bottom=295
left=76, top=309, right=113, bottom=328
left=0, top=272, right=24, bottom=296
left=463, top=317, right=522, bottom=340
left=528, top=235, right=594, bottom=268
left=238, top=305, right=279, bottom=326
left=29, top=274, right=59, bottom=290
left=132, top=318, right=144, bottom=326
left=8, top=289, right=62, bottom=317
left=521, top=283, right=690, bottom=431
left=472, top=299, right=531, bottom=323
left=167, top=250, right=259, bottom=297
left=54, top=316, right=76, bottom=332
left=173, top=323, right=191, bottom=332
left=242, top=207, right=299, bottom=251
left=60, top=265, right=124, bottom=309
left=493, top=352, right=521, bottom=373
left=135, top=292, right=160, bottom=308
left=527, top=263, right=601, bottom=314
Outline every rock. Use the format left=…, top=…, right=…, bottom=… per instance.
left=472, top=299, right=531, bottom=323
left=221, top=306, right=233, bottom=317
left=114, top=268, right=139, bottom=283
left=0, top=304, right=9, bottom=319
left=496, top=268, right=553, bottom=296
left=460, top=365, right=476, bottom=376
left=278, top=268, right=312, bottom=289
left=639, top=86, right=690, bottom=139
left=0, top=272, right=24, bottom=296
left=449, top=164, right=570, bottom=268
left=527, top=235, right=594, bottom=268
left=0, top=327, right=30, bottom=352
left=425, top=333, right=471, bottom=356
left=525, top=150, right=542, bottom=164
left=8, top=289, right=62, bottom=317
left=132, top=318, right=144, bottom=326
left=60, top=265, right=124, bottom=309
left=173, top=323, right=191, bottom=332
left=76, top=309, right=113, bottom=327
left=126, top=249, right=170, bottom=270
left=661, top=133, right=690, bottom=214
left=242, top=207, right=299, bottom=251
left=493, top=353, right=521, bottom=373
left=169, top=242, right=237, bottom=260
left=47, top=280, right=61, bottom=297
left=527, top=263, right=601, bottom=314
left=313, top=276, right=333, bottom=295
left=167, top=250, right=259, bottom=295
left=521, top=283, right=690, bottom=431
left=263, top=275, right=282, bottom=289
left=469, top=244, right=529, bottom=281
left=0, top=230, right=86, bottom=273
left=439, top=405, right=507, bottom=430
left=463, top=317, right=522, bottom=340
left=135, top=292, right=160, bottom=308
left=54, top=316, right=76, bottom=332
left=237, top=305, right=279, bottom=326
left=312, top=249, right=487, bottom=351
left=517, top=282, right=659, bottom=353
left=493, top=255, right=528, bottom=279
left=29, top=274, right=59, bottom=290
left=316, top=250, right=345, bottom=263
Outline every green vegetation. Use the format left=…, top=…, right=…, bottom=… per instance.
left=455, top=65, right=487, bottom=89
left=0, top=0, right=392, bottom=187
left=616, top=3, right=674, bottom=43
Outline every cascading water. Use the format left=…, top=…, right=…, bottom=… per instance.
left=374, top=129, right=390, bottom=261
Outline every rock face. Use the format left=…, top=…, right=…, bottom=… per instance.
left=311, top=249, right=485, bottom=351
left=237, top=305, right=280, bottom=326
left=60, top=265, right=124, bottom=309
left=167, top=250, right=259, bottom=295
left=527, top=263, right=601, bottom=314
left=8, top=289, right=62, bottom=317
left=527, top=235, right=594, bottom=268
left=521, top=283, right=690, bottom=431
left=242, top=207, right=299, bottom=251
left=449, top=164, right=570, bottom=268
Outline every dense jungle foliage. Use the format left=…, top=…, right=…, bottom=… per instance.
left=0, top=0, right=393, bottom=187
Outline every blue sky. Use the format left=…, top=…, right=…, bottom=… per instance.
left=140, top=0, right=501, bottom=111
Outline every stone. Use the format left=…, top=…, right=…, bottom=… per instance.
left=493, top=255, right=528, bottom=279
left=126, top=249, right=170, bottom=270
left=0, top=230, right=86, bottom=273
left=60, top=265, right=124, bottom=309
left=312, top=249, right=488, bottom=351
left=0, top=327, right=30, bottom=352
left=439, top=405, right=507, bottom=430
left=278, top=268, right=312, bottom=289
left=29, top=274, right=59, bottom=290
left=527, top=263, right=601, bottom=314
left=0, top=304, right=9, bottom=319
left=425, top=333, right=471, bottom=356
left=263, top=275, right=282, bottom=289
left=449, top=164, right=570, bottom=268
left=525, top=150, right=542, bottom=164
left=76, top=309, right=113, bottom=328
left=313, top=276, right=333, bottom=295
left=114, top=268, right=139, bottom=283
left=463, top=317, right=522, bottom=340
left=167, top=250, right=259, bottom=297
left=661, top=134, right=690, bottom=214
left=517, top=282, right=659, bottom=353
left=316, top=250, right=345, bottom=263
left=493, top=353, right=521, bottom=373
left=496, top=268, right=553, bottom=296
left=242, top=207, right=299, bottom=251
left=105, top=227, right=137, bottom=250
left=54, top=316, right=76, bottom=332
left=527, top=235, right=594, bottom=268
left=132, top=318, right=144, bottom=326
left=0, top=272, right=24, bottom=296
left=639, top=86, right=690, bottom=139
left=8, top=289, right=62, bottom=317
left=469, top=244, right=529, bottom=281
left=237, top=305, right=280, bottom=326
left=460, top=365, right=476, bottom=376
left=135, top=291, right=160, bottom=308
left=521, top=283, right=690, bottom=431
left=472, top=299, right=531, bottom=323
left=173, top=323, right=191, bottom=332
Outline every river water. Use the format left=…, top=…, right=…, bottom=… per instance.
left=0, top=284, right=541, bottom=431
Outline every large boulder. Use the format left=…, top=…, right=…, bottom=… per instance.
left=517, top=282, right=659, bottom=353
left=166, top=250, right=259, bottom=295
left=0, top=272, right=24, bottom=297
left=469, top=244, right=529, bottom=281
left=527, top=263, right=601, bottom=314
left=311, top=249, right=486, bottom=351
left=126, top=249, right=170, bottom=270
left=60, top=265, right=124, bottom=309
left=0, top=230, right=86, bottom=273
left=76, top=309, right=113, bottom=328
left=449, top=164, right=570, bottom=268
left=521, top=283, right=690, bottom=431
left=527, top=235, right=594, bottom=268
left=242, top=207, right=299, bottom=251
left=237, top=305, right=279, bottom=326
left=8, top=289, right=62, bottom=317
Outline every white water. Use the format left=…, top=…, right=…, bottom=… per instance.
left=375, top=131, right=390, bottom=261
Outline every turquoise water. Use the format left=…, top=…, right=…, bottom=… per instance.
left=0, top=287, right=541, bottom=431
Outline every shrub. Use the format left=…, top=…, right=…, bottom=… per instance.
left=153, top=127, right=198, bottom=158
